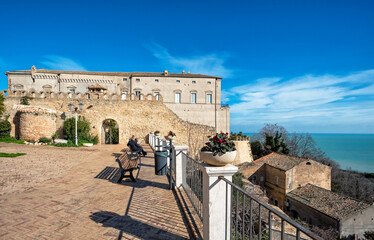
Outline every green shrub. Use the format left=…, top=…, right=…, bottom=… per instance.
left=0, top=136, right=25, bottom=144
left=91, top=135, right=98, bottom=145
left=20, top=96, right=30, bottom=105
left=112, top=127, right=119, bottom=144
left=63, top=117, right=91, bottom=142
left=39, top=137, right=52, bottom=143
left=0, top=120, right=11, bottom=138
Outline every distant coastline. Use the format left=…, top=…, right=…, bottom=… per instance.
left=245, top=133, right=374, bottom=173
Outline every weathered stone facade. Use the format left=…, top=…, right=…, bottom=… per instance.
left=16, top=105, right=57, bottom=142
left=4, top=94, right=215, bottom=155
left=5, top=67, right=229, bottom=132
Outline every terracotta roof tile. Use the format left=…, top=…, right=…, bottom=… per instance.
left=254, top=152, right=311, bottom=171
left=287, top=184, right=371, bottom=220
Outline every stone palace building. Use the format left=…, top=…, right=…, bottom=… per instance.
left=6, top=66, right=230, bottom=133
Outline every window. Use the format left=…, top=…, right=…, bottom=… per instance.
left=123, top=78, right=127, bottom=81
left=121, top=91, right=128, bottom=100
left=155, top=79, right=159, bottom=82
left=206, top=94, right=212, bottom=104
left=191, top=93, right=196, bottom=103
left=275, top=176, right=279, bottom=186
left=175, top=92, right=181, bottom=103
left=176, top=80, right=180, bottom=83
left=153, top=92, right=160, bottom=100
left=192, top=80, right=196, bottom=84
left=208, top=81, right=211, bottom=84
left=14, top=84, right=24, bottom=90
left=68, top=88, right=75, bottom=98
left=135, top=91, right=141, bottom=100
left=260, top=176, right=264, bottom=182
left=274, top=200, right=279, bottom=206
left=136, top=78, right=140, bottom=82
left=252, top=175, right=257, bottom=184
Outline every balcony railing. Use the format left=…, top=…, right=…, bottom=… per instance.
left=181, top=152, right=203, bottom=221
left=148, top=133, right=323, bottom=240
left=220, top=177, right=323, bottom=240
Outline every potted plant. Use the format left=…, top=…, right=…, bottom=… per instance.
left=154, top=130, right=160, bottom=136
left=200, top=132, right=237, bottom=166
left=165, top=131, right=176, bottom=140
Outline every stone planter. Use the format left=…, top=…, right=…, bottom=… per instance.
left=83, top=143, right=93, bottom=147
left=200, top=151, right=237, bottom=166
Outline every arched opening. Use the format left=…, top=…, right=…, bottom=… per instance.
left=101, top=119, right=119, bottom=144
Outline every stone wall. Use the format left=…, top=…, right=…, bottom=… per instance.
left=286, top=161, right=331, bottom=192
left=285, top=196, right=338, bottom=228
left=232, top=140, right=253, bottom=165
left=19, top=111, right=56, bottom=142
left=4, top=95, right=215, bottom=154
left=265, top=166, right=287, bottom=209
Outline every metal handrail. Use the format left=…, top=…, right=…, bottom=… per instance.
left=219, top=176, right=323, bottom=240
left=181, top=152, right=203, bottom=221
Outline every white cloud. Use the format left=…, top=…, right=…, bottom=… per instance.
left=41, top=55, right=87, bottom=71
left=147, top=42, right=233, bottom=78
left=227, top=70, right=374, bottom=133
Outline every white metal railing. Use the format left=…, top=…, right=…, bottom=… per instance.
left=148, top=133, right=322, bottom=240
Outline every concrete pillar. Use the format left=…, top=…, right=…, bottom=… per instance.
left=201, top=163, right=238, bottom=240
left=174, top=146, right=188, bottom=187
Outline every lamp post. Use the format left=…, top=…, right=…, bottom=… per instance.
left=68, top=102, right=84, bottom=146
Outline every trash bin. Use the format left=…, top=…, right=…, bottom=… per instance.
left=154, top=150, right=168, bottom=175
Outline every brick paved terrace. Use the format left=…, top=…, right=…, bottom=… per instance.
left=0, top=143, right=192, bottom=239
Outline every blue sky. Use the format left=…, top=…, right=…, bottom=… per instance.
left=1, top=0, right=374, bottom=133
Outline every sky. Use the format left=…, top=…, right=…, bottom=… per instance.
left=1, top=0, right=374, bottom=133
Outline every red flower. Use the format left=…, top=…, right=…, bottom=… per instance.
left=219, top=139, right=223, bottom=143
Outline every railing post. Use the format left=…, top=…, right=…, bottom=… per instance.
left=201, top=163, right=238, bottom=240
left=174, top=146, right=188, bottom=187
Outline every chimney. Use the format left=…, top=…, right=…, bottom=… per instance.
left=164, top=70, right=168, bottom=76
left=182, top=70, right=185, bottom=74
left=31, top=65, right=36, bottom=72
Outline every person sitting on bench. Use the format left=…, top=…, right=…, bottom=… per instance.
left=127, top=135, right=147, bottom=156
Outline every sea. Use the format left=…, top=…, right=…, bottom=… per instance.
left=245, top=133, right=374, bottom=173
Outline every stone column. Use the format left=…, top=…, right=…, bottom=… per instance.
left=201, top=163, right=238, bottom=240
left=174, top=146, right=188, bottom=187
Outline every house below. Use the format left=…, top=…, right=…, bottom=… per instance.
left=286, top=183, right=374, bottom=239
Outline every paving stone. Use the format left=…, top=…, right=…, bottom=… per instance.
left=0, top=143, right=191, bottom=239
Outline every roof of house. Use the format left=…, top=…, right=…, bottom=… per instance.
left=5, top=68, right=221, bottom=79
left=88, top=84, right=107, bottom=90
left=287, top=183, right=371, bottom=220
left=253, top=152, right=312, bottom=171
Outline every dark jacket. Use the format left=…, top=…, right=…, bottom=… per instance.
left=127, top=139, right=142, bottom=152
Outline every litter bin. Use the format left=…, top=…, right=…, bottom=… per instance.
left=154, top=150, right=168, bottom=175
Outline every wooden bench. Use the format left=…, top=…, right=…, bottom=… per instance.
left=116, top=151, right=141, bottom=182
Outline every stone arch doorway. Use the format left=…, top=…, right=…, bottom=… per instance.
left=101, top=119, right=119, bottom=144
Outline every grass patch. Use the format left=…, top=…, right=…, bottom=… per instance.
left=0, top=137, right=25, bottom=144
left=0, top=152, right=26, bottom=158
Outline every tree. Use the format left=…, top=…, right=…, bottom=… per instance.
left=63, top=116, right=91, bottom=142
left=264, top=132, right=289, bottom=154
left=0, top=93, right=6, bottom=118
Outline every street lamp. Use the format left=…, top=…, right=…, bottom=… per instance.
left=68, top=102, right=84, bottom=146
